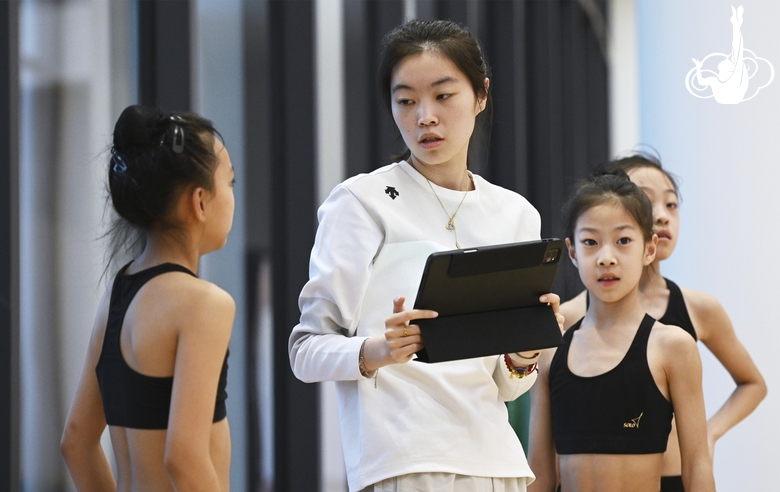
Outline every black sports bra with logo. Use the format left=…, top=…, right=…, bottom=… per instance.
left=549, top=314, right=673, bottom=454
left=95, top=263, right=228, bottom=429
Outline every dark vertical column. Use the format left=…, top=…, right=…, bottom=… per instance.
left=559, top=0, right=608, bottom=214
left=268, top=2, right=319, bottom=491
left=368, top=1, right=406, bottom=167
left=585, top=2, right=609, bottom=175
left=525, top=0, right=564, bottom=239
left=435, top=0, right=468, bottom=24
left=243, top=0, right=272, bottom=489
left=562, top=1, right=589, bottom=201
left=344, top=0, right=404, bottom=176
left=415, top=0, right=437, bottom=21
left=0, top=2, right=19, bottom=492
left=343, top=0, right=372, bottom=177
left=519, top=1, right=569, bottom=298
left=481, top=0, right=527, bottom=189
left=138, top=0, right=191, bottom=111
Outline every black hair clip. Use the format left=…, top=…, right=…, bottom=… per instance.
left=111, top=151, right=128, bottom=174
left=172, top=125, right=185, bottom=154
left=170, top=115, right=185, bottom=154
left=157, top=115, right=186, bottom=153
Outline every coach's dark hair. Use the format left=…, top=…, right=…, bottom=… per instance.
left=105, top=105, right=221, bottom=272
left=377, top=19, right=491, bottom=164
left=563, top=168, right=654, bottom=244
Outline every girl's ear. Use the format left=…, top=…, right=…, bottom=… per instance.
left=189, top=186, right=208, bottom=223
left=565, top=237, right=578, bottom=268
left=477, top=78, right=490, bottom=113
left=643, top=233, right=658, bottom=266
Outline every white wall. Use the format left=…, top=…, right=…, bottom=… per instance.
left=608, top=0, right=640, bottom=155
left=618, top=1, right=779, bottom=488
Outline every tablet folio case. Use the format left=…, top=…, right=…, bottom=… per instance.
left=413, top=239, right=564, bottom=363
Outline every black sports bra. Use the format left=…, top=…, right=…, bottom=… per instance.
left=549, top=314, right=673, bottom=454
left=586, top=278, right=697, bottom=341
left=95, top=263, right=228, bottom=429
left=657, top=278, right=697, bottom=341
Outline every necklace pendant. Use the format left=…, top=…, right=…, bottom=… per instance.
left=446, top=221, right=455, bottom=231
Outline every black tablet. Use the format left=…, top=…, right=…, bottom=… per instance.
left=412, top=238, right=564, bottom=363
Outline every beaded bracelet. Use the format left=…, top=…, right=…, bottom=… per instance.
left=504, top=353, right=538, bottom=379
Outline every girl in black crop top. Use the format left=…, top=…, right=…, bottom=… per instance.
left=61, top=106, right=236, bottom=491
left=527, top=171, right=715, bottom=492
left=558, top=155, right=766, bottom=491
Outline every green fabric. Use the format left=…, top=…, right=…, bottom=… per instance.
left=507, top=392, right=531, bottom=454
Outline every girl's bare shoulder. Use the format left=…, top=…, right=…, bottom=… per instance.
left=679, top=286, right=723, bottom=317
left=679, top=286, right=731, bottom=341
left=139, top=272, right=236, bottom=331
left=650, top=319, right=699, bottom=359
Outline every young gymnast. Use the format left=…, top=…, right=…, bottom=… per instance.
left=528, top=170, right=715, bottom=491
left=61, top=105, right=235, bottom=491
left=560, top=154, right=766, bottom=491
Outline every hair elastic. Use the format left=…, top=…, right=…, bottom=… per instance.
left=111, top=151, right=128, bottom=174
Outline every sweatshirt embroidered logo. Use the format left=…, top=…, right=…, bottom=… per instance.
left=385, top=186, right=399, bottom=200
left=623, top=412, right=643, bottom=429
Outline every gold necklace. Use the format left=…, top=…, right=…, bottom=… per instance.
left=424, top=176, right=470, bottom=249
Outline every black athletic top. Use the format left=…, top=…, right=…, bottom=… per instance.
left=658, top=278, right=697, bottom=341
left=96, top=263, right=229, bottom=429
left=550, top=314, right=673, bottom=454
left=586, top=278, right=697, bottom=341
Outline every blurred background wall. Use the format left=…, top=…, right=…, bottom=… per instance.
left=0, top=0, right=776, bottom=491
left=634, top=1, right=780, bottom=489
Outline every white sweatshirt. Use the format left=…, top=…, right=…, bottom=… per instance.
left=289, top=161, right=542, bottom=492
